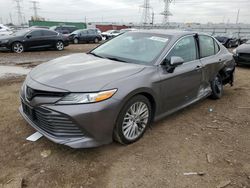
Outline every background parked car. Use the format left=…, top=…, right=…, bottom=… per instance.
left=0, top=28, right=69, bottom=53
left=215, top=35, right=239, bottom=48
left=233, top=40, right=250, bottom=66
left=101, top=30, right=120, bottom=40
left=68, top=29, right=102, bottom=44
left=120, top=28, right=137, bottom=34
left=50, top=25, right=78, bottom=34
left=0, top=24, right=13, bottom=36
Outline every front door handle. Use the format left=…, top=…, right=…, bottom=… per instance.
left=195, top=65, right=202, bottom=70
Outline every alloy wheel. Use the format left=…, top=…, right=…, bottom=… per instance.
left=56, top=41, right=64, bottom=51
left=122, top=102, right=149, bottom=141
left=13, top=42, right=24, bottom=53
left=74, top=38, right=79, bottom=44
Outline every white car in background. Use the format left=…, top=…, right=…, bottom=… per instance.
left=0, top=24, right=13, bottom=36
left=101, top=30, right=121, bottom=40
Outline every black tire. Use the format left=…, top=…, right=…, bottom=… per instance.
left=210, top=74, right=223, bottom=99
left=227, top=42, right=232, bottom=48
left=113, top=95, right=152, bottom=145
left=55, top=41, right=64, bottom=51
left=94, top=37, right=99, bottom=43
left=73, top=38, right=79, bottom=44
left=12, top=42, right=24, bottom=53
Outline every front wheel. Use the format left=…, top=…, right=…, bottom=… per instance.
left=210, top=75, right=223, bottom=99
left=113, top=95, right=152, bottom=145
left=12, top=42, right=24, bottom=53
left=73, top=38, right=79, bottom=44
left=56, top=41, right=64, bottom=51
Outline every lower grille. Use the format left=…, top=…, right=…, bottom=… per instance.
left=22, top=102, right=84, bottom=138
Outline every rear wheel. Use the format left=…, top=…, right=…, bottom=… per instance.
left=56, top=41, right=64, bottom=51
left=12, top=42, right=24, bottom=53
left=114, top=95, right=152, bottom=145
left=210, top=74, right=223, bottom=99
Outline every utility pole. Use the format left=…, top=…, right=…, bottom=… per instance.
left=236, top=9, right=240, bottom=24
left=14, top=0, right=23, bottom=25
left=141, top=0, right=151, bottom=27
left=161, top=0, right=174, bottom=25
left=151, top=11, right=155, bottom=26
left=9, top=13, right=13, bottom=24
left=30, top=1, right=39, bottom=20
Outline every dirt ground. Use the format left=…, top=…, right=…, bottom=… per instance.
left=0, top=45, right=250, bottom=188
left=0, top=44, right=98, bottom=66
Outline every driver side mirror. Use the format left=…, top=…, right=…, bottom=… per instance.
left=26, top=34, right=32, bottom=39
left=170, top=56, right=184, bottom=67
left=163, top=56, right=184, bottom=73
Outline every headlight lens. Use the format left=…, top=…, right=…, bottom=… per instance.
left=56, top=89, right=117, bottom=105
left=232, top=49, right=237, bottom=55
left=2, top=39, right=9, bottom=43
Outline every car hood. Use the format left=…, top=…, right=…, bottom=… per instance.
left=29, top=53, right=145, bottom=92
left=236, top=43, right=250, bottom=53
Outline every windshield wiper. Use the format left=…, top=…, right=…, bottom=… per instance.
left=88, top=52, right=106, bottom=59
left=105, top=57, right=127, bottom=63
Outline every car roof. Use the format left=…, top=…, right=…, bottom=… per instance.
left=133, top=29, right=203, bottom=37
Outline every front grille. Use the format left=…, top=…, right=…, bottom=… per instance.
left=22, top=102, right=84, bottom=138
left=25, top=86, right=67, bottom=101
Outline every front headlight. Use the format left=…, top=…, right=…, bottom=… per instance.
left=56, top=89, right=117, bottom=105
left=2, top=39, right=9, bottom=43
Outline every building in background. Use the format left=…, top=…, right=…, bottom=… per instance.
left=87, top=22, right=131, bottom=32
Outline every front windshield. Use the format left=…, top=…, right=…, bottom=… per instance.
left=71, top=30, right=81, bottom=34
left=91, top=32, right=170, bottom=65
left=12, top=29, right=31, bottom=36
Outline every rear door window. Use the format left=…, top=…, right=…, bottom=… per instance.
left=199, top=35, right=215, bottom=58
left=88, top=30, right=95, bottom=34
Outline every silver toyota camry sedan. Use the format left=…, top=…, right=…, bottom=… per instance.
left=19, top=30, right=235, bottom=148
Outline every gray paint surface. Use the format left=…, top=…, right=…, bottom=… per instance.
left=19, top=30, right=235, bottom=148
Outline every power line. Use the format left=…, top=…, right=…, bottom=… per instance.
left=236, top=9, right=240, bottom=24
left=30, top=1, right=40, bottom=20
left=13, top=0, right=23, bottom=25
left=161, top=0, right=174, bottom=25
left=141, top=0, right=152, bottom=26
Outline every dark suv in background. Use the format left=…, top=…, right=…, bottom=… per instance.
left=68, top=29, right=102, bottom=44
left=50, top=25, right=78, bottom=34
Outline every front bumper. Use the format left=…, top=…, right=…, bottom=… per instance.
left=19, top=96, right=120, bottom=148
left=19, top=105, right=102, bottom=148
left=19, top=77, right=122, bottom=148
left=0, top=42, right=10, bottom=50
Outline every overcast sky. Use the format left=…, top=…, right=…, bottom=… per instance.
left=0, top=0, right=250, bottom=24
